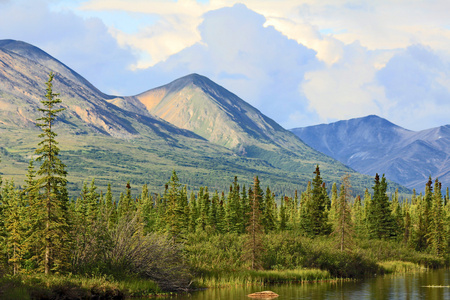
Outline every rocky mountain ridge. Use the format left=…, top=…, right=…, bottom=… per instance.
left=291, top=115, right=450, bottom=190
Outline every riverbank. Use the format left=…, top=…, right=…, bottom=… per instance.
left=184, top=232, right=448, bottom=291
left=0, top=260, right=437, bottom=299
left=1, top=232, right=447, bottom=299
left=0, top=274, right=167, bottom=299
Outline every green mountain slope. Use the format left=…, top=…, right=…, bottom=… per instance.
left=128, top=74, right=392, bottom=192
left=0, top=40, right=407, bottom=195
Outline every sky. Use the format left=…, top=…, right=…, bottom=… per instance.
left=1, top=0, right=450, bottom=130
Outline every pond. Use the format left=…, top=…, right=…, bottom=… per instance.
left=169, top=269, right=450, bottom=300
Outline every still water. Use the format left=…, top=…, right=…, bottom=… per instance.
left=171, top=269, right=450, bottom=300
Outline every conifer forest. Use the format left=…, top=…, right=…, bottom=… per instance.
left=0, top=74, right=449, bottom=298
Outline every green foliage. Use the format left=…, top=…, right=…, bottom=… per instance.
left=366, top=174, right=397, bottom=240
left=1, top=78, right=450, bottom=298
left=32, top=72, right=71, bottom=274
left=241, top=176, right=265, bottom=270
left=331, top=175, right=353, bottom=252
left=428, top=178, right=447, bottom=256
left=301, top=165, right=331, bottom=237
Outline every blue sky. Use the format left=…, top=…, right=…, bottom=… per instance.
left=1, top=0, right=450, bottom=131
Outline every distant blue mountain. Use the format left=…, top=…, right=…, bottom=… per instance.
left=290, top=115, right=450, bottom=191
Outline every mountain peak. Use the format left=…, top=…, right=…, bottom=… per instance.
left=133, top=73, right=287, bottom=149
left=291, top=115, right=450, bottom=190
left=156, top=73, right=220, bottom=95
left=0, top=39, right=57, bottom=64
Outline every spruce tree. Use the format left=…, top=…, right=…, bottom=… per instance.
left=165, top=171, right=183, bottom=238
left=262, top=187, right=276, bottom=232
left=428, top=178, right=446, bottom=255
left=242, top=176, right=264, bottom=270
left=3, top=180, right=24, bottom=274
left=301, top=165, right=330, bottom=236
left=390, top=188, right=404, bottom=240
left=366, top=174, right=396, bottom=240
left=351, top=195, right=365, bottom=238
left=331, top=174, right=353, bottom=251
left=278, top=196, right=288, bottom=231
left=33, top=72, right=70, bottom=274
left=208, top=190, right=219, bottom=231
left=226, top=177, right=242, bottom=233
left=140, top=183, right=155, bottom=233
left=410, top=192, right=428, bottom=251
left=240, top=185, right=250, bottom=233
left=188, top=191, right=198, bottom=233
left=21, top=159, right=39, bottom=270
left=217, top=192, right=226, bottom=233
left=329, top=182, right=338, bottom=231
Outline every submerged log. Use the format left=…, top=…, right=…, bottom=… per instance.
left=247, top=291, right=279, bottom=298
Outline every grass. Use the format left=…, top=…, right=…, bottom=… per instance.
left=0, top=273, right=164, bottom=299
left=378, top=261, right=427, bottom=274
left=195, top=268, right=332, bottom=288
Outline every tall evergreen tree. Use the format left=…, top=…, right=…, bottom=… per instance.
left=329, top=182, right=338, bottom=231
left=242, top=176, right=264, bottom=270
left=33, top=72, right=71, bottom=274
left=366, top=174, right=396, bottom=240
left=226, top=177, right=242, bottom=233
left=390, top=188, right=404, bottom=239
left=351, top=195, right=365, bottom=238
left=165, top=170, right=184, bottom=238
left=428, top=178, right=446, bottom=255
left=278, top=196, right=288, bottom=231
left=301, top=165, right=330, bottom=236
left=331, top=174, right=353, bottom=252
left=140, top=183, right=155, bottom=233
left=216, top=192, right=227, bottom=233
left=188, top=191, right=198, bottom=233
left=240, top=185, right=250, bottom=233
left=262, top=187, right=276, bottom=232
left=3, top=180, right=25, bottom=274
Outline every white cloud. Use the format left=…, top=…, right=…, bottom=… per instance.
left=263, top=17, right=344, bottom=66
left=376, top=45, right=450, bottom=130
left=130, top=4, right=320, bottom=129
left=0, top=0, right=137, bottom=95
left=4, top=0, right=450, bottom=130
left=302, top=42, right=391, bottom=124
left=80, top=0, right=221, bottom=68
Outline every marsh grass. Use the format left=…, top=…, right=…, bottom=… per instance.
left=195, top=268, right=331, bottom=288
left=378, top=261, right=426, bottom=274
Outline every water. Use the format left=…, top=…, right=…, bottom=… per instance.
left=169, top=269, right=450, bottom=300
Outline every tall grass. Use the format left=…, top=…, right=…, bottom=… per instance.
left=185, top=231, right=447, bottom=288
left=378, top=261, right=426, bottom=274
left=0, top=273, right=163, bottom=299
left=195, top=268, right=331, bottom=288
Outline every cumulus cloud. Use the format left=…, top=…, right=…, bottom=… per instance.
left=80, top=0, right=218, bottom=68
left=301, top=42, right=390, bottom=124
left=4, top=0, right=450, bottom=130
left=133, top=4, right=320, bottom=128
left=0, top=0, right=137, bottom=95
left=376, top=45, right=450, bottom=130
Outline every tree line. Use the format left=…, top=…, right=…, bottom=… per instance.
left=0, top=73, right=449, bottom=288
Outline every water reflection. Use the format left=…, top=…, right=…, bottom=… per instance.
left=160, top=269, right=450, bottom=300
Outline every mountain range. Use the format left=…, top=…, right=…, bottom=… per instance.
left=291, top=115, right=450, bottom=191
left=0, top=39, right=386, bottom=196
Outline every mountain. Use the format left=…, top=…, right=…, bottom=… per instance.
left=125, top=74, right=356, bottom=177
left=290, top=115, right=450, bottom=190
left=0, top=40, right=406, bottom=195
left=131, top=74, right=293, bottom=150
